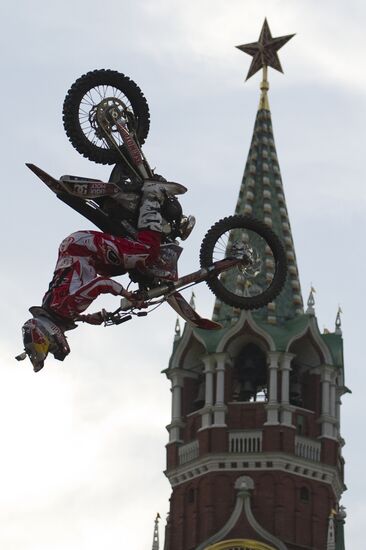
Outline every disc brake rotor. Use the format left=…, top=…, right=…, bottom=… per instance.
left=231, top=241, right=263, bottom=279
left=91, top=97, right=129, bottom=139
left=213, top=227, right=274, bottom=298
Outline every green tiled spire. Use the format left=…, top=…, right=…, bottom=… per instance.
left=213, top=67, right=303, bottom=326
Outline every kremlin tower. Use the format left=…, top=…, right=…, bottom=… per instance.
left=161, top=20, right=348, bottom=550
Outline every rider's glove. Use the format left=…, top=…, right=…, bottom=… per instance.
left=76, top=312, right=105, bottom=325
left=120, top=288, right=148, bottom=309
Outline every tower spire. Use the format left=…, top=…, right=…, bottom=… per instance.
left=213, top=21, right=302, bottom=325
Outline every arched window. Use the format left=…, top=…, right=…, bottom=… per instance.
left=184, top=374, right=205, bottom=415
left=300, top=486, right=310, bottom=502
left=232, top=344, right=267, bottom=402
left=290, top=364, right=303, bottom=407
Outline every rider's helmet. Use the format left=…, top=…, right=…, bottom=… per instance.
left=161, top=194, right=183, bottom=223
left=20, top=317, right=70, bottom=372
left=160, top=194, right=196, bottom=241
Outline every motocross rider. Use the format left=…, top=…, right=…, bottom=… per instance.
left=16, top=181, right=166, bottom=373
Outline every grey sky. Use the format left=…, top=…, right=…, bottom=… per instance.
left=1, top=0, right=365, bottom=548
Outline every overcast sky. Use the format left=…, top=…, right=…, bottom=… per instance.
left=1, top=1, right=365, bottom=548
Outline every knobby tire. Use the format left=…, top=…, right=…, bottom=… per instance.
left=63, top=69, right=150, bottom=165
left=199, top=215, right=287, bottom=310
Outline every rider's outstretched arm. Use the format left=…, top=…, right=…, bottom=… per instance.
left=59, top=275, right=142, bottom=321
left=56, top=276, right=126, bottom=319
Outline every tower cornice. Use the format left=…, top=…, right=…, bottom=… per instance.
left=164, top=451, right=345, bottom=498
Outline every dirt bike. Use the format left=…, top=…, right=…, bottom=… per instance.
left=27, top=69, right=287, bottom=330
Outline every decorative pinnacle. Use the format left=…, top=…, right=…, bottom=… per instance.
left=152, top=513, right=160, bottom=550
left=236, top=18, right=295, bottom=81
left=306, top=285, right=316, bottom=315
left=335, top=306, right=342, bottom=335
left=189, top=291, right=196, bottom=310
left=174, top=318, right=181, bottom=341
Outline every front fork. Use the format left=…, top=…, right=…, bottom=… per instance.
left=99, top=105, right=152, bottom=182
left=118, top=257, right=246, bottom=311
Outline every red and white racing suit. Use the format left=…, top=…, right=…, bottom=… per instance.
left=42, top=230, right=160, bottom=320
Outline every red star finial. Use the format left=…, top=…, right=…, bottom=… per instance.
left=236, top=19, right=295, bottom=81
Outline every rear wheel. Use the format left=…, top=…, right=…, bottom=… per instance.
left=199, top=215, right=287, bottom=310
left=63, top=69, right=150, bottom=165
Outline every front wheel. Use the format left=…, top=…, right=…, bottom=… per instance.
left=200, top=215, right=287, bottom=310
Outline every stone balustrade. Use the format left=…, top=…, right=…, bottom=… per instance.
left=229, top=430, right=263, bottom=453
left=178, top=440, right=199, bottom=465
left=295, top=435, right=321, bottom=462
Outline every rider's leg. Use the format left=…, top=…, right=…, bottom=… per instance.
left=55, top=228, right=160, bottom=273
left=137, top=183, right=163, bottom=233
left=56, top=181, right=165, bottom=272
left=117, top=189, right=164, bottom=269
left=92, top=182, right=164, bottom=271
